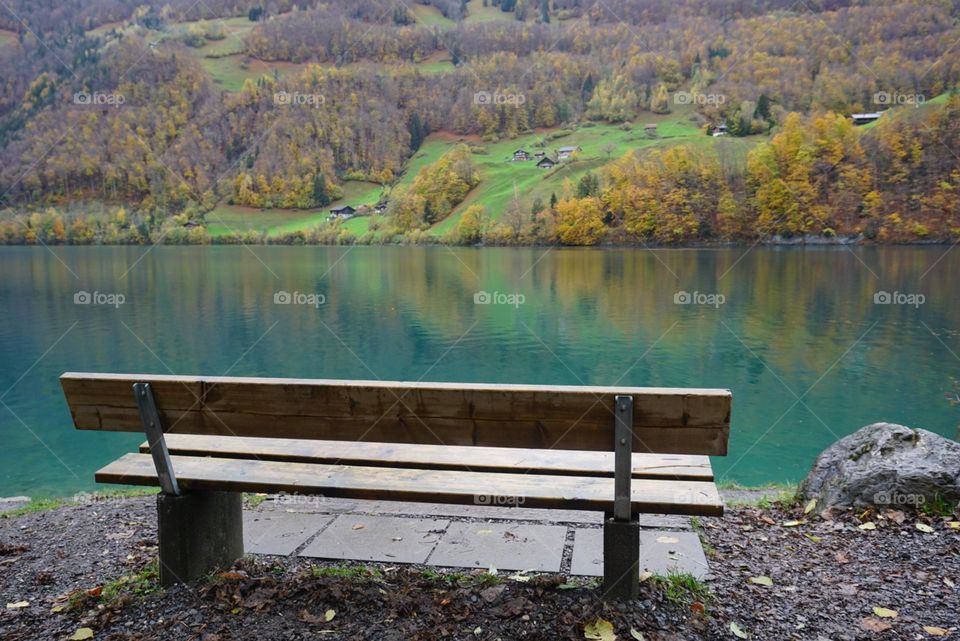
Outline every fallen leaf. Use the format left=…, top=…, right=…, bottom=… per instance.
left=835, top=551, right=850, bottom=564
left=218, top=571, right=246, bottom=580
left=556, top=583, right=578, bottom=590
left=749, top=576, right=773, bottom=586
left=730, top=621, right=748, bottom=638
left=5, top=601, right=28, bottom=609
left=803, top=533, right=822, bottom=543
left=858, top=522, right=877, bottom=531
left=861, top=618, right=892, bottom=632
left=630, top=629, right=644, bottom=640
left=656, top=536, right=679, bottom=544
left=351, top=524, right=365, bottom=530
left=69, top=629, right=94, bottom=641
left=324, top=609, right=335, bottom=622
left=507, top=573, right=531, bottom=582
left=86, top=586, right=103, bottom=598
left=584, top=618, right=616, bottom=641
left=480, top=585, right=506, bottom=603
left=690, top=601, right=705, bottom=614
left=759, top=516, right=776, bottom=525
left=804, top=498, right=817, bottom=514
left=782, top=520, right=805, bottom=527
left=638, top=571, right=653, bottom=583
left=873, top=607, right=898, bottom=619
left=944, top=578, right=956, bottom=588
left=947, top=521, right=959, bottom=529
left=50, top=605, right=66, bottom=613
left=923, top=626, right=950, bottom=636
left=473, top=626, right=482, bottom=636
left=298, top=610, right=325, bottom=624
left=916, top=523, right=935, bottom=533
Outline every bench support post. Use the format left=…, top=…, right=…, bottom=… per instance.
left=133, top=383, right=180, bottom=497
left=603, top=395, right=640, bottom=600
left=157, top=491, right=243, bottom=587
left=134, top=383, right=243, bottom=586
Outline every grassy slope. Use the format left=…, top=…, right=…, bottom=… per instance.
left=205, top=181, right=383, bottom=237
left=410, top=4, right=454, bottom=26
left=0, top=28, right=17, bottom=47
left=464, top=4, right=527, bottom=23
left=395, top=106, right=758, bottom=236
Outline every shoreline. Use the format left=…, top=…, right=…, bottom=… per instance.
left=0, top=237, right=955, bottom=248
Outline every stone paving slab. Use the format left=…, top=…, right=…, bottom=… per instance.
left=301, top=515, right=449, bottom=564
left=257, top=497, right=689, bottom=529
left=569, top=530, right=709, bottom=578
left=427, top=522, right=567, bottom=572
left=243, top=512, right=334, bottom=556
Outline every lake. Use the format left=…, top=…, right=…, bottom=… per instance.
left=1, top=245, right=958, bottom=496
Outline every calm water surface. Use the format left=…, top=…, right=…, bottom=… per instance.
left=1, top=246, right=958, bottom=495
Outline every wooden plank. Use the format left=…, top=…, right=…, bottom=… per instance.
left=60, top=372, right=731, bottom=455
left=139, top=434, right=714, bottom=481
left=95, top=453, right=724, bottom=517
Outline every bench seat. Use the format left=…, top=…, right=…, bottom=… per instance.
left=98, top=452, right=723, bottom=516
left=139, top=434, right=714, bottom=481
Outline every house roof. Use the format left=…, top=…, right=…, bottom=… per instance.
left=558, top=145, right=580, bottom=153
left=330, top=205, right=354, bottom=212
left=537, top=157, right=556, bottom=165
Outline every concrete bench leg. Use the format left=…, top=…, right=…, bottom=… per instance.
left=602, top=517, right=640, bottom=600
left=156, top=491, right=243, bottom=587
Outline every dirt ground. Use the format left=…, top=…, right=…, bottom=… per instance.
left=1, top=496, right=958, bottom=640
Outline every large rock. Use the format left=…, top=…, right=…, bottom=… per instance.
left=800, top=422, right=960, bottom=509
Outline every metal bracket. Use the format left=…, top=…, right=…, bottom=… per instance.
left=613, top=395, right=633, bottom=521
left=133, top=382, right=181, bottom=496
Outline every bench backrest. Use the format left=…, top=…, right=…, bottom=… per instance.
left=60, top=372, right=731, bottom=455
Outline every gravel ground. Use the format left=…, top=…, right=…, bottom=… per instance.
left=1, top=496, right=958, bottom=640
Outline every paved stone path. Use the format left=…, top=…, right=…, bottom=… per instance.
left=243, top=496, right=710, bottom=578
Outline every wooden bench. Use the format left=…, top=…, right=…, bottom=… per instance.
left=60, top=372, right=731, bottom=599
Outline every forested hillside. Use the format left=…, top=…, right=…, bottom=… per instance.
left=0, top=0, right=958, bottom=245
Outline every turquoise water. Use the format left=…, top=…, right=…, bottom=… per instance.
left=1, top=245, right=958, bottom=496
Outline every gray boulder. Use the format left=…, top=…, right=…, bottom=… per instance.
left=800, top=422, right=960, bottom=510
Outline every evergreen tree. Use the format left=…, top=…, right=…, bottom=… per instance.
left=408, top=113, right=425, bottom=151
left=312, top=175, right=330, bottom=207
left=754, top=94, right=771, bottom=121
